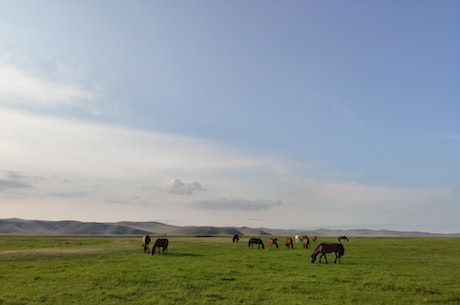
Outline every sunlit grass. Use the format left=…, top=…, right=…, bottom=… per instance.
left=1, top=236, right=459, bottom=304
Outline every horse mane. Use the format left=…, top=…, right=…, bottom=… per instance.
left=311, top=243, right=324, bottom=256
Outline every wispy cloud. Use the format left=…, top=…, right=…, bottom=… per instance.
left=300, top=179, right=454, bottom=209
left=1, top=108, right=279, bottom=178
left=46, top=191, right=87, bottom=198
left=192, top=198, right=283, bottom=210
left=0, top=179, right=33, bottom=190
left=0, top=170, right=34, bottom=190
left=0, top=62, right=103, bottom=114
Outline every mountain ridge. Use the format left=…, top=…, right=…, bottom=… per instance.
left=1, top=218, right=458, bottom=237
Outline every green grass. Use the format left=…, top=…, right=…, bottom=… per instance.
left=1, top=236, right=459, bottom=305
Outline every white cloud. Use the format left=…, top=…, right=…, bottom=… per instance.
left=0, top=62, right=103, bottom=113
left=1, top=108, right=279, bottom=177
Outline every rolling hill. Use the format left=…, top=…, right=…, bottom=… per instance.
left=1, top=218, right=458, bottom=237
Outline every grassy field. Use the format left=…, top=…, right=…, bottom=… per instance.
left=1, top=235, right=459, bottom=305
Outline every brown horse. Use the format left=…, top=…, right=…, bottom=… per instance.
left=142, top=234, right=151, bottom=253
left=312, top=236, right=318, bottom=242
left=338, top=236, right=349, bottom=242
left=151, top=238, right=169, bottom=255
left=310, top=243, right=345, bottom=264
left=267, top=237, right=279, bottom=248
left=232, top=234, right=240, bottom=243
left=302, top=235, right=310, bottom=249
left=285, top=237, right=294, bottom=249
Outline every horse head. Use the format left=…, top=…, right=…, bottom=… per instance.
left=310, top=254, right=317, bottom=263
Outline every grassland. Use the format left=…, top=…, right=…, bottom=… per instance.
left=1, top=235, right=459, bottom=305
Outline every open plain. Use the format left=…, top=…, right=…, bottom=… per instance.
left=1, top=236, right=459, bottom=305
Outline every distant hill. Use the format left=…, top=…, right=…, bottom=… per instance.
left=0, top=218, right=149, bottom=235
left=1, top=218, right=458, bottom=237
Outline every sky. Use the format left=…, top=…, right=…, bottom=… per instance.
left=1, top=1, right=459, bottom=233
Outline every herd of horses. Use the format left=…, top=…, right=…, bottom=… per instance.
left=142, top=234, right=348, bottom=263
left=240, top=234, right=346, bottom=263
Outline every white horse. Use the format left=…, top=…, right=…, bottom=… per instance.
left=295, top=235, right=300, bottom=243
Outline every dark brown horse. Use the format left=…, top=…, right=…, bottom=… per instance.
left=302, top=235, right=310, bottom=249
left=312, top=236, right=318, bottom=242
left=267, top=237, right=279, bottom=248
left=151, top=238, right=169, bottom=255
left=142, top=235, right=151, bottom=253
left=232, top=234, right=240, bottom=243
left=285, top=237, right=294, bottom=249
left=338, top=236, right=349, bottom=242
left=248, top=238, right=265, bottom=249
left=310, top=243, right=345, bottom=264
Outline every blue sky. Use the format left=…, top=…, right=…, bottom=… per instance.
left=1, top=1, right=459, bottom=233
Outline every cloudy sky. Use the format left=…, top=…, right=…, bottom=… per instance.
left=1, top=1, right=459, bottom=233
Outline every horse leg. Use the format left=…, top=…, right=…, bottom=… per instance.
left=320, top=253, right=328, bottom=264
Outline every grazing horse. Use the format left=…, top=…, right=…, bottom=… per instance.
left=310, top=243, right=345, bottom=264
left=232, top=234, right=240, bottom=243
left=267, top=237, right=279, bottom=248
left=248, top=238, right=265, bottom=250
left=151, top=238, right=169, bottom=255
left=312, top=236, right=318, bottom=242
left=285, top=237, right=294, bottom=249
left=338, top=236, right=349, bottom=242
left=302, top=235, right=310, bottom=249
left=142, top=235, right=151, bottom=253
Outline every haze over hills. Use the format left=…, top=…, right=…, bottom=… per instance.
left=1, top=218, right=459, bottom=237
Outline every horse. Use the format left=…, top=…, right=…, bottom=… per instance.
left=232, top=234, right=240, bottom=243
left=267, top=237, right=279, bottom=248
left=338, top=236, right=349, bottom=242
left=151, top=238, right=169, bottom=255
left=142, top=234, right=151, bottom=253
left=310, top=243, right=345, bottom=264
left=302, top=235, right=310, bottom=249
left=285, top=237, right=294, bottom=249
left=248, top=238, right=265, bottom=250
left=312, top=236, right=318, bottom=242
left=295, top=235, right=300, bottom=243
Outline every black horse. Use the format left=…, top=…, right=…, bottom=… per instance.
left=151, top=238, right=169, bottom=255
left=232, top=234, right=240, bottom=243
left=248, top=238, right=265, bottom=249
